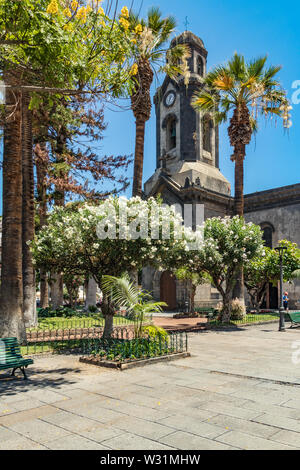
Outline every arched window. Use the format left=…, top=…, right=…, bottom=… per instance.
left=197, top=56, right=204, bottom=76
left=167, top=117, right=177, bottom=151
left=260, top=223, right=275, bottom=248
left=202, top=114, right=212, bottom=153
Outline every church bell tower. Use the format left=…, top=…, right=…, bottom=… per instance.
left=144, top=31, right=231, bottom=199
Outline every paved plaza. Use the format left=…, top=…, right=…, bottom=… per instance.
left=1, top=323, right=300, bottom=450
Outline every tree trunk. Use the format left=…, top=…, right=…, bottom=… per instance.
left=103, top=314, right=114, bottom=339
left=85, top=277, right=97, bottom=310
left=22, top=92, right=37, bottom=327
left=234, top=151, right=245, bottom=217
left=191, top=284, right=196, bottom=314
left=50, top=272, right=64, bottom=310
left=35, top=142, right=49, bottom=309
left=132, top=118, right=146, bottom=197
left=232, top=148, right=246, bottom=307
left=221, top=292, right=232, bottom=323
left=131, top=58, right=154, bottom=198
left=0, top=73, right=26, bottom=341
left=40, top=270, right=49, bottom=308
left=101, top=294, right=115, bottom=339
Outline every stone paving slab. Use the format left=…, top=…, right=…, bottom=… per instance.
left=208, top=413, right=279, bottom=439
left=216, top=430, right=298, bottom=450
left=159, top=430, right=233, bottom=450
left=103, top=432, right=175, bottom=450
left=47, top=434, right=109, bottom=450
left=7, top=418, right=71, bottom=444
left=158, top=414, right=227, bottom=439
left=110, top=415, right=175, bottom=440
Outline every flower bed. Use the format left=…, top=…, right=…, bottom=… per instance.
left=79, top=332, right=189, bottom=369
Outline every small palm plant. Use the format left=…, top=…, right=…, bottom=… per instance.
left=101, top=274, right=166, bottom=338
left=122, top=7, right=190, bottom=197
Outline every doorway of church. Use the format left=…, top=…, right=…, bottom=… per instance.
left=261, top=283, right=278, bottom=310
left=160, top=271, right=177, bottom=311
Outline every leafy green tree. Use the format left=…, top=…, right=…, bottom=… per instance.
left=0, top=0, right=135, bottom=339
left=175, top=267, right=208, bottom=313
left=244, top=240, right=300, bottom=312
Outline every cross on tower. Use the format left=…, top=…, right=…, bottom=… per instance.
left=184, top=16, right=190, bottom=31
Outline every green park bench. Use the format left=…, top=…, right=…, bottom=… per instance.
left=286, top=312, right=300, bottom=328
left=195, top=307, right=218, bottom=318
left=0, top=337, right=33, bottom=380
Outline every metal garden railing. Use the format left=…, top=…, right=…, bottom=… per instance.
left=21, top=328, right=187, bottom=359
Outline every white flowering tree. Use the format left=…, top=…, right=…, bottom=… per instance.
left=183, top=216, right=265, bottom=322
left=31, top=196, right=201, bottom=337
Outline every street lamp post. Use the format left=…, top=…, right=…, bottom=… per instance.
left=275, top=246, right=288, bottom=332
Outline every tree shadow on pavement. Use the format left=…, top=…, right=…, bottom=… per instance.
left=0, top=367, right=81, bottom=398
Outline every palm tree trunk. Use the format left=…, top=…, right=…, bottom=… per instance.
left=234, top=148, right=245, bottom=216
left=40, top=270, right=49, bottom=308
left=22, top=92, right=37, bottom=327
left=0, top=74, right=26, bottom=341
left=50, top=271, right=64, bottom=310
left=132, top=118, right=146, bottom=197
left=35, top=142, right=49, bottom=308
left=85, top=277, right=97, bottom=310
left=232, top=146, right=245, bottom=304
left=131, top=58, right=154, bottom=198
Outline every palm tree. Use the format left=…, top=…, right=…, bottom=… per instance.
left=0, top=70, right=26, bottom=341
left=101, top=274, right=166, bottom=338
left=192, top=53, right=291, bottom=301
left=128, top=7, right=189, bottom=197
left=22, top=92, right=37, bottom=327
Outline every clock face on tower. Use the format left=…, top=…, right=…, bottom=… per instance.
left=164, top=91, right=176, bottom=108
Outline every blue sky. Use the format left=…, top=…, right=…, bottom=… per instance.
left=0, top=0, right=299, bottom=210
left=101, top=0, right=300, bottom=197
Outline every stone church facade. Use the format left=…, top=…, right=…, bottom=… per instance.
left=143, top=31, right=300, bottom=311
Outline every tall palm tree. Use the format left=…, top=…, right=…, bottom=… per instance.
left=128, top=7, right=189, bottom=197
left=192, top=54, right=291, bottom=301
left=22, top=92, right=37, bottom=327
left=0, top=70, right=26, bottom=341
left=192, top=53, right=291, bottom=215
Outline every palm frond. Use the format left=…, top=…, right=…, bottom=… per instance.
left=263, top=64, right=282, bottom=81
left=204, top=66, right=231, bottom=88
left=213, top=73, right=234, bottom=91
left=192, top=90, right=217, bottom=111
left=247, top=56, right=267, bottom=79
left=101, top=275, right=140, bottom=311
left=228, top=53, right=246, bottom=81
left=249, top=116, right=258, bottom=133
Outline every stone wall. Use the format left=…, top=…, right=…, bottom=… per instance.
left=244, top=185, right=300, bottom=309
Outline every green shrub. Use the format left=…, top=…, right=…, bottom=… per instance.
left=143, top=325, right=168, bottom=340
left=87, top=305, right=98, bottom=313
left=230, top=298, right=246, bottom=321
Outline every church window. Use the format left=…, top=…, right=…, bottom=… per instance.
left=260, top=223, right=274, bottom=248
left=167, top=117, right=177, bottom=151
left=202, top=114, right=213, bottom=153
left=197, top=56, right=204, bottom=76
